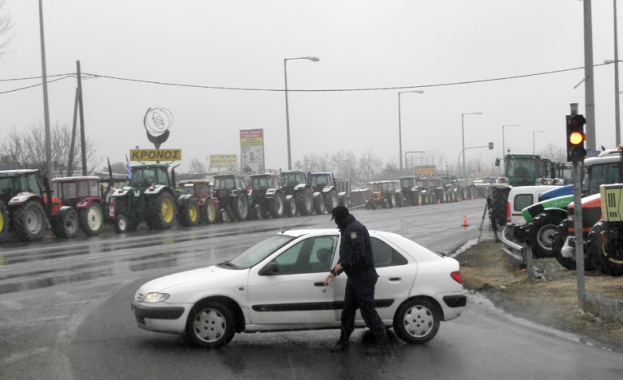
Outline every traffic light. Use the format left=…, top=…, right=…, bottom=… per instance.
left=566, top=114, right=587, bottom=162
left=488, top=142, right=494, bottom=150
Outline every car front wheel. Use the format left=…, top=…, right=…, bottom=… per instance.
left=393, top=298, right=440, bottom=344
left=186, top=301, right=235, bottom=348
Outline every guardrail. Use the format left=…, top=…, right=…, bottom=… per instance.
left=501, top=224, right=541, bottom=279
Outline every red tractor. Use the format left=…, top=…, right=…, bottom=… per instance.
left=52, top=176, right=110, bottom=236
left=0, top=169, right=78, bottom=242
left=178, top=180, right=221, bottom=224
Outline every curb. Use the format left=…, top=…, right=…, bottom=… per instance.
left=584, top=293, right=623, bottom=323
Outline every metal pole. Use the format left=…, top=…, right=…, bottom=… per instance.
left=584, top=0, right=596, bottom=151
left=398, top=93, right=403, bottom=172
left=461, top=114, right=465, bottom=178
left=573, top=160, right=585, bottom=307
left=283, top=56, right=318, bottom=170
left=77, top=60, right=87, bottom=175
left=38, top=0, right=52, bottom=178
left=615, top=0, right=621, bottom=145
left=284, top=59, right=291, bottom=170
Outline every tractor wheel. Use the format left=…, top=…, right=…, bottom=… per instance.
left=204, top=201, right=217, bottom=224
left=0, top=202, right=7, bottom=242
left=388, top=194, right=396, bottom=208
left=270, top=193, right=285, bottom=218
left=147, top=192, right=176, bottom=230
left=219, top=208, right=232, bottom=223
left=324, top=189, right=339, bottom=212
left=253, top=204, right=263, bottom=220
left=396, top=193, right=404, bottom=207
left=587, top=221, right=623, bottom=277
left=232, top=193, right=249, bottom=221
left=296, top=187, right=314, bottom=216
left=286, top=196, right=297, bottom=217
left=79, top=203, right=103, bottom=236
left=51, top=208, right=79, bottom=239
left=179, top=198, right=199, bottom=227
left=488, top=186, right=510, bottom=228
left=526, top=212, right=565, bottom=258
left=313, top=194, right=325, bottom=214
left=13, top=200, right=46, bottom=241
left=114, top=214, right=128, bottom=233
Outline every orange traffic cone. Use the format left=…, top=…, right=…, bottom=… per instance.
left=462, top=215, right=469, bottom=227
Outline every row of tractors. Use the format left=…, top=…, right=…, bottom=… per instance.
left=502, top=147, right=623, bottom=277
left=364, top=175, right=478, bottom=210
left=0, top=164, right=348, bottom=243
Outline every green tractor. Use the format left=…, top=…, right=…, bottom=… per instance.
left=110, top=163, right=199, bottom=233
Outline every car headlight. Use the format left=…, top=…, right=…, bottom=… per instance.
left=141, top=292, right=170, bottom=303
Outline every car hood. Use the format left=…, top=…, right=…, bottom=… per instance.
left=142, top=265, right=240, bottom=293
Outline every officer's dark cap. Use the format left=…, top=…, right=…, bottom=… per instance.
left=331, top=205, right=350, bottom=221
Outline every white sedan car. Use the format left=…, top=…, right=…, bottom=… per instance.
left=132, top=229, right=466, bottom=348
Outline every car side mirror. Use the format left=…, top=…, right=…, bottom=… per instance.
left=259, top=261, right=279, bottom=276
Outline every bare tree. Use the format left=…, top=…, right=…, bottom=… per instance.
left=331, top=150, right=358, bottom=182
left=188, top=158, right=207, bottom=173
left=358, top=148, right=382, bottom=182
left=0, top=0, right=13, bottom=59
left=539, top=143, right=566, bottom=163
left=0, top=123, right=101, bottom=177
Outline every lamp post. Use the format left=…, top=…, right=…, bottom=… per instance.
left=461, top=112, right=482, bottom=178
left=284, top=56, right=319, bottom=170
left=398, top=90, right=424, bottom=173
left=532, top=130, right=544, bottom=154
left=502, top=124, right=519, bottom=157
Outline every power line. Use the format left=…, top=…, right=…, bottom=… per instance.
left=0, top=64, right=607, bottom=95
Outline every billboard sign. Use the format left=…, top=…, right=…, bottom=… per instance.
left=240, top=129, right=265, bottom=174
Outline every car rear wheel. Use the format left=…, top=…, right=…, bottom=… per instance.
left=186, top=301, right=235, bottom=349
left=393, top=298, right=440, bottom=344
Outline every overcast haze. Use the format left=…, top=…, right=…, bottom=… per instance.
left=0, top=1, right=621, bottom=174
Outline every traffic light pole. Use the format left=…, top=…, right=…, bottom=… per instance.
left=572, top=160, right=586, bottom=308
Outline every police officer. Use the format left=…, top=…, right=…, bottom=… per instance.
left=324, top=205, right=390, bottom=355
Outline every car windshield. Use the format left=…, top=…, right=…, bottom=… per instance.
left=227, top=235, right=295, bottom=269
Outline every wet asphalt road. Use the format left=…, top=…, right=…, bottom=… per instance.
left=2, top=200, right=623, bottom=380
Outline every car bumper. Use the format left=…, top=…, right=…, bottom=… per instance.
left=132, top=301, right=189, bottom=334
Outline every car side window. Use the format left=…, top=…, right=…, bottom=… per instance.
left=371, top=237, right=408, bottom=268
left=514, top=194, right=534, bottom=211
left=272, top=236, right=337, bottom=274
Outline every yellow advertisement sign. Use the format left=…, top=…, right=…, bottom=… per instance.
left=210, top=154, right=238, bottom=167
left=240, top=129, right=263, bottom=147
left=415, top=165, right=437, bottom=177
left=130, top=149, right=182, bottom=161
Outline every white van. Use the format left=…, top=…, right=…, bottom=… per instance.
left=506, top=185, right=560, bottom=225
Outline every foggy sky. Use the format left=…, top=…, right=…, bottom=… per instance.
left=0, top=1, right=620, bottom=174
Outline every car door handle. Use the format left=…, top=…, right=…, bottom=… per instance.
left=388, top=277, right=401, bottom=281
left=314, top=282, right=328, bottom=287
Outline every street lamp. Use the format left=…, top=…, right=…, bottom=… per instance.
left=532, top=130, right=544, bottom=154
left=284, top=56, right=319, bottom=170
left=502, top=124, right=519, bottom=157
left=461, top=112, right=482, bottom=178
left=398, top=90, right=424, bottom=173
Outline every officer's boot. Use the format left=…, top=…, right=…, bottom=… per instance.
left=365, top=330, right=390, bottom=356
left=330, top=331, right=350, bottom=353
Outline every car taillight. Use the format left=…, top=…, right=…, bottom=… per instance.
left=451, top=271, right=462, bottom=284
left=507, top=201, right=511, bottom=223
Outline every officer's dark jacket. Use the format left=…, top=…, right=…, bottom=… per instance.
left=337, top=214, right=378, bottom=279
